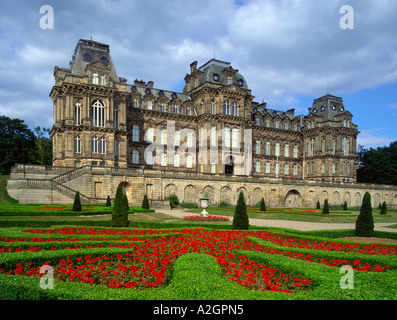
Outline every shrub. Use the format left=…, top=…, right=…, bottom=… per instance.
left=343, top=201, right=348, bottom=211
left=72, top=191, right=82, bottom=212
left=355, top=192, right=374, bottom=237
left=316, top=200, right=321, bottom=210
left=260, top=197, right=266, bottom=212
left=380, top=201, right=387, bottom=215
left=168, top=193, right=179, bottom=210
left=322, top=199, right=329, bottom=215
left=232, top=192, right=249, bottom=230
left=105, top=195, right=111, bottom=207
left=142, top=194, right=149, bottom=209
left=111, top=184, right=129, bottom=227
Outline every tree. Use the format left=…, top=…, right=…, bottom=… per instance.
left=316, top=200, right=321, bottom=210
left=355, top=192, right=374, bottom=237
left=343, top=201, right=348, bottom=211
left=357, top=142, right=397, bottom=185
left=0, top=116, right=37, bottom=174
left=33, top=126, right=52, bottom=165
left=142, top=194, right=150, bottom=209
left=72, top=191, right=82, bottom=211
left=105, top=195, right=111, bottom=207
left=232, top=192, right=249, bottom=230
left=322, top=199, right=329, bottom=214
left=380, top=201, right=387, bottom=215
left=260, top=197, right=266, bottom=212
left=112, top=184, right=129, bottom=227
left=168, top=193, right=179, bottom=210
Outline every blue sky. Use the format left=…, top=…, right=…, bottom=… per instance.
left=0, top=0, right=396, bottom=149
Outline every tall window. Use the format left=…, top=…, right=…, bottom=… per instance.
left=293, top=145, right=298, bottom=158
left=186, top=106, right=190, bottom=115
left=74, top=136, right=81, bottom=153
left=160, top=128, right=167, bottom=145
left=309, top=138, right=315, bottom=157
left=132, top=125, right=139, bottom=142
left=161, top=153, right=167, bottom=167
left=223, top=100, right=230, bottom=115
left=99, top=137, right=106, bottom=154
left=293, top=164, right=297, bottom=176
left=147, top=100, right=152, bottom=110
left=265, top=162, right=270, bottom=174
left=114, top=139, right=119, bottom=157
left=321, top=163, right=325, bottom=174
left=275, top=120, right=279, bottom=129
left=342, top=137, right=349, bottom=156
left=146, top=127, right=154, bottom=143
left=91, top=137, right=98, bottom=153
left=210, top=126, right=217, bottom=147
left=284, top=144, right=289, bottom=157
left=145, top=150, right=153, bottom=165
left=74, top=103, right=81, bottom=126
left=132, top=150, right=139, bottom=164
left=174, top=130, right=180, bottom=146
left=186, top=154, right=193, bottom=168
left=133, top=98, right=138, bottom=108
left=231, top=128, right=239, bottom=148
left=265, top=142, right=270, bottom=155
left=99, top=74, right=105, bottom=86
left=255, top=161, right=260, bottom=173
left=160, top=102, right=166, bottom=112
left=224, top=127, right=230, bottom=147
left=226, top=75, right=232, bottom=85
left=91, top=99, right=105, bottom=127
left=173, top=105, right=178, bottom=113
left=255, top=140, right=261, bottom=154
left=174, top=153, right=180, bottom=167
left=332, top=139, right=336, bottom=155
left=211, top=99, right=215, bottom=114
left=92, top=73, right=99, bottom=84
left=232, top=102, right=238, bottom=116
left=275, top=143, right=280, bottom=157
left=284, top=164, right=289, bottom=175
left=265, top=119, right=269, bottom=127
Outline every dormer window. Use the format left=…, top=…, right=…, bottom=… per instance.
left=237, top=79, right=244, bottom=87
left=213, top=73, right=219, bottom=82
left=226, top=75, right=232, bottom=85
left=313, top=108, right=318, bottom=113
left=340, top=106, right=344, bottom=112
left=82, top=53, right=92, bottom=62
left=100, top=56, right=109, bottom=66
left=321, top=105, right=325, bottom=112
left=332, top=105, right=336, bottom=111
left=99, top=74, right=105, bottom=85
left=92, top=73, right=99, bottom=85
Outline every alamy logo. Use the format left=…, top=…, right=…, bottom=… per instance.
left=39, top=5, right=54, bottom=30
left=143, top=121, right=252, bottom=175
left=340, top=5, right=354, bottom=30
left=40, top=265, right=54, bottom=289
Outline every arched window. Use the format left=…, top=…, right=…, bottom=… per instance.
left=223, top=100, right=229, bottom=115
left=226, top=75, right=232, bottom=85
left=91, top=99, right=105, bottom=127
left=146, top=127, right=154, bottom=143
left=309, top=138, right=315, bottom=157
left=99, top=74, right=106, bottom=85
left=99, top=137, right=106, bottom=154
left=74, top=136, right=81, bottom=153
left=211, top=99, right=215, bottom=114
left=74, top=103, right=81, bottom=126
left=232, top=102, right=238, bottom=116
left=132, top=150, right=139, bottom=164
left=132, top=125, right=139, bottom=142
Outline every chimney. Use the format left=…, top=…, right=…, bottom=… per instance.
left=190, top=61, right=198, bottom=74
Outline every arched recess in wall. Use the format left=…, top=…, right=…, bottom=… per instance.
left=252, top=187, right=263, bottom=207
left=237, top=187, right=248, bottom=204
left=353, top=192, right=362, bottom=207
left=202, top=185, right=215, bottom=205
left=164, top=184, right=177, bottom=198
left=393, top=194, right=397, bottom=206
left=119, top=182, right=132, bottom=202
left=344, top=192, right=351, bottom=207
left=285, top=189, right=301, bottom=208
left=220, top=186, right=233, bottom=206
left=184, top=185, right=197, bottom=203
left=373, top=193, right=381, bottom=208
left=332, top=191, right=340, bottom=206
left=320, top=190, right=329, bottom=204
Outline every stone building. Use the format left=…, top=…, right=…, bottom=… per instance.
left=7, top=39, right=396, bottom=207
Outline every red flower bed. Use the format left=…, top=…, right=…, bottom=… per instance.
left=36, top=206, right=98, bottom=210
left=1, top=227, right=395, bottom=293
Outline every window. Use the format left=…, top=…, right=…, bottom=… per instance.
left=173, top=105, right=178, bottom=113
left=114, top=108, right=119, bottom=129
left=232, top=128, right=239, bottom=148
left=133, top=98, right=138, bottom=108
left=74, top=103, right=81, bottom=126
left=210, top=126, right=217, bottom=147
left=161, top=153, right=167, bottom=167
left=211, top=99, right=215, bottom=114
left=226, top=75, right=232, bottom=85
left=145, top=150, right=153, bottom=165
left=309, top=138, right=315, bottom=157
left=293, top=164, right=297, bottom=176
left=332, top=139, right=336, bottom=155
left=99, top=74, right=105, bottom=86
left=174, top=153, right=180, bottom=167
left=255, top=118, right=260, bottom=125
left=224, top=127, right=230, bottom=147
left=284, top=122, right=289, bottom=130
left=210, top=163, right=216, bottom=173
left=293, top=145, right=298, bottom=158
left=223, top=100, right=230, bottom=115
left=284, top=144, right=289, bottom=157
left=232, top=102, right=238, bottom=116
left=91, top=137, right=98, bottom=153
left=91, top=99, right=105, bottom=127
left=321, top=139, right=326, bottom=154
left=321, top=163, right=325, bottom=174
left=160, top=128, right=167, bottom=145
left=99, top=137, right=106, bottom=154
left=132, top=150, right=139, bottom=164
left=114, top=140, right=119, bottom=157
left=186, top=106, right=190, bottom=115
left=265, top=162, right=270, bottom=174
left=275, top=163, right=279, bottom=175
left=332, top=163, right=336, bottom=174
left=132, top=125, right=139, bottom=142
left=147, top=100, right=152, bottom=110
left=255, top=161, right=260, bottom=173
left=255, top=140, right=260, bottom=154
left=160, top=102, right=166, bottom=112
left=342, top=137, right=349, bottom=156
left=187, top=131, right=193, bottom=148
left=92, top=73, right=99, bottom=85
left=293, top=123, right=298, bottom=131
left=74, top=136, right=81, bottom=153
left=265, top=142, right=270, bottom=155
left=186, top=154, right=193, bottom=168
left=284, top=164, right=289, bottom=175
left=265, top=119, right=270, bottom=127
left=146, top=127, right=154, bottom=143
left=174, top=130, right=180, bottom=146
left=275, top=120, right=279, bottom=129
left=275, top=143, right=280, bottom=157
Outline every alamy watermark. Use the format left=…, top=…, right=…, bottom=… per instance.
left=39, top=5, right=54, bottom=29
left=40, top=265, right=54, bottom=290
left=340, top=265, right=354, bottom=289
left=340, top=5, right=354, bottom=30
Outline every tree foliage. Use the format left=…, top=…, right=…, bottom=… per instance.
left=355, top=192, right=374, bottom=237
left=380, top=201, right=387, bottom=215
left=142, top=194, right=150, bottom=209
left=232, top=192, right=249, bottom=230
left=260, top=197, right=266, bottom=212
left=33, top=126, right=52, bottom=165
left=112, top=184, right=129, bottom=227
left=322, top=199, right=329, bottom=214
left=357, top=142, right=397, bottom=185
left=72, top=191, right=82, bottom=212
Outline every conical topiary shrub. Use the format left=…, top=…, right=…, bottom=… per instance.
left=105, top=195, right=111, bottom=207
left=380, top=201, right=387, bottom=215
left=343, top=201, right=348, bottom=211
left=72, top=191, right=82, bottom=211
left=260, top=197, right=266, bottom=212
left=112, top=184, right=129, bottom=227
left=355, top=192, right=374, bottom=237
left=232, top=191, right=249, bottom=230
left=316, top=200, right=321, bottom=210
left=322, top=199, right=329, bottom=214
left=142, top=194, right=150, bottom=209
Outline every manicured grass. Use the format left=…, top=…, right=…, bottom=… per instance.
left=0, top=176, right=18, bottom=204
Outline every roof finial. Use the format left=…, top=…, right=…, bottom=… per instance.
left=90, top=23, right=93, bottom=40
left=213, top=41, right=216, bottom=59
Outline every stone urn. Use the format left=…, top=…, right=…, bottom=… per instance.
left=200, top=198, right=210, bottom=217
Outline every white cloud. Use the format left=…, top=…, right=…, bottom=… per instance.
left=357, top=128, right=393, bottom=149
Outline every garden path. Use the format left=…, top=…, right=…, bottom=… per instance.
left=158, top=209, right=397, bottom=233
